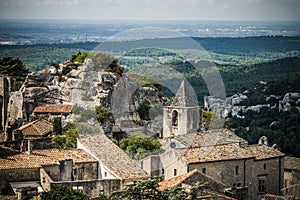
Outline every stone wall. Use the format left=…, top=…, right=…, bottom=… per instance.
left=51, top=179, right=120, bottom=198
left=143, top=150, right=188, bottom=180
left=0, top=168, right=40, bottom=194
left=189, top=157, right=284, bottom=200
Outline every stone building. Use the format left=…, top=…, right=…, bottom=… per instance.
left=141, top=80, right=285, bottom=200
left=0, top=146, right=119, bottom=199
left=13, top=118, right=54, bottom=150
left=162, top=80, right=201, bottom=138
left=284, top=156, right=300, bottom=188
left=77, top=133, right=149, bottom=188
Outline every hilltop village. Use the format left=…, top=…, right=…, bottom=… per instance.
left=0, top=57, right=299, bottom=200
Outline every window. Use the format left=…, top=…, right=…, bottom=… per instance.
left=173, top=169, right=177, bottom=176
left=263, top=163, right=267, bottom=170
left=78, top=168, right=83, bottom=180
left=258, top=176, right=266, bottom=193
left=235, top=166, right=239, bottom=175
left=161, top=168, right=165, bottom=175
left=104, top=172, right=107, bottom=177
left=172, top=110, right=178, bottom=126
left=202, top=168, right=206, bottom=174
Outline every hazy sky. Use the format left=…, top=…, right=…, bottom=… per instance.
left=0, top=0, right=299, bottom=21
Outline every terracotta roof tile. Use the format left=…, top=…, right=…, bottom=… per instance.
left=33, top=104, right=72, bottom=114
left=173, top=129, right=248, bottom=148
left=244, top=145, right=285, bottom=160
left=158, top=169, right=226, bottom=191
left=178, top=143, right=284, bottom=164
left=78, top=134, right=149, bottom=180
left=158, top=169, right=198, bottom=191
left=284, top=156, right=300, bottom=170
left=18, top=119, right=53, bottom=137
left=201, top=190, right=237, bottom=200
left=0, top=147, right=96, bottom=170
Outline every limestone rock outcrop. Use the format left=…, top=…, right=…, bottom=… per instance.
left=5, top=58, right=165, bottom=138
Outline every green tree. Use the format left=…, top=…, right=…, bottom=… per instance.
left=52, top=123, right=79, bottom=150
left=110, top=177, right=206, bottom=200
left=105, top=59, right=124, bottom=76
left=137, top=100, right=151, bottom=120
left=53, top=117, right=62, bottom=135
left=0, top=57, right=29, bottom=90
left=71, top=51, right=88, bottom=63
left=119, top=132, right=161, bottom=159
left=41, top=185, right=89, bottom=200
left=95, top=105, right=109, bottom=124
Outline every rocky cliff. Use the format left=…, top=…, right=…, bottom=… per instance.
left=5, top=56, right=165, bottom=138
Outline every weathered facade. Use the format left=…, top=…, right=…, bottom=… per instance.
left=0, top=147, right=119, bottom=198
left=142, top=80, right=285, bottom=200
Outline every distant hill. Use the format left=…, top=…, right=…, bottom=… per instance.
left=1, top=36, right=300, bottom=71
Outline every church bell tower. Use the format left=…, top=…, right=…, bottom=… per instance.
left=162, top=80, right=202, bottom=138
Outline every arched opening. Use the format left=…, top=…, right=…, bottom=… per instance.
left=172, top=110, right=178, bottom=126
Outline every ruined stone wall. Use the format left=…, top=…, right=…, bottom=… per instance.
left=73, top=162, right=98, bottom=181
left=51, top=179, right=120, bottom=198
left=0, top=168, right=40, bottom=194
left=42, top=165, right=60, bottom=182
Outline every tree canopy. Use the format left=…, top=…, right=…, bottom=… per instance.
left=41, top=185, right=89, bottom=200
left=110, top=177, right=206, bottom=200
left=119, top=132, right=161, bottom=159
left=0, top=57, right=29, bottom=90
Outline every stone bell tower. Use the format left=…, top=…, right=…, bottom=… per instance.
left=162, top=80, right=201, bottom=138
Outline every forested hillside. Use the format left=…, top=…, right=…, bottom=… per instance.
left=1, top=36, right=300, bottom=71
left=229, top=74, right=300, bottom=157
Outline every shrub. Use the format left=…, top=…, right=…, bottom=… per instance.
left=95, top=105, right=109, bottom=124
left=53, top=117, right=62, bottom=135
left=137, top=100, right=151, bottom=120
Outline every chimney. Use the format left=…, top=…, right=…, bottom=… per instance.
left=27, top=139, right=32, bottom=155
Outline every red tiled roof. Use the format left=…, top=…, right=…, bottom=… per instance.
left=18, top=119, right=53, bottom=137
left=33, top=104, right=72, bottom=114
left=0, top=147, right=96, bottom=170
left=158, top=169, right=198, bottom=191
left=158, top=169, right=226, bottom=191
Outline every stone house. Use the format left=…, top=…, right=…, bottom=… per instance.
left=0, top=146, right=119, bottom=199
left=141, top=80, right=285, bottom=200
left=77, top=133, right=150, bottom=188
left=13, top=118, right=54, bottom=150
